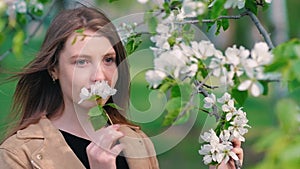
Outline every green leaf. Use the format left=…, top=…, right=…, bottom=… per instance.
left=205, top=21, right=216, bottom=32
left=292, top=60, right=300, bottom=81
left=259, top=80, right=269, bottom=95
left=163, top=2, right=171, bottom=15
left=89, top=115, right=108, bottom=131
left=158, top=79, right=174, bottom=93
left=289, top=84, right=300, bottom=103
left=125, top=34, right=142, bottom=55
left=88, top=106, right=104, bottom=117
left=281, top=143, right=300, bottom=162
left=221, top=18, right=229, bottom=31
left=173, top=111, right=190, bottom=125
left=215, top=20, right=222, bottom=35
left=245, top=0, right=258, bottom=15
left=71, top=35, right=78, bottom=45
left=264, top=57, right=288, bottom=72
left=12, top=30, right=25, bottom=57
left=197, top=60, right=208, bottom=78
left=30, top=6, right=43, bottom=16
left=209, top=0, right=226, bottom=19
left=163, top=97, right=182, bottom=126
left=144, top=12, right=158, bottom=34
left=231, top=88, right=248, bottom=106
left=75, top=28, right=85, bottom=34
left=108, top=0, right=119, bottom=2
left=171, top=82, right=192, bottom=102
left=16, top=13, right=27, bottom=25
left=170, top=0, right=182, bottom=8
left=268, top=39, right=300, bottom=83
left=88, top=106, right=108, bottom=130
left=38, top=0, right=51, bottom=3
left=276, top=99, right=299, bottom=133
left=0, top=32, right=4, bottom=45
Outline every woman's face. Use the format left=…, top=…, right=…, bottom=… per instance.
left=53, top=30, right=118, bottom=111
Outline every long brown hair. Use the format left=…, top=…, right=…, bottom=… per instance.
left=6, top=7, right=133, bottom=138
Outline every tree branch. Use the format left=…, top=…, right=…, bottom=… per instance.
left=246, top=10, right=275, bottom=49
left=0, top=1, right=56, bottom=61
left=194, top=80, right=220, bottom=121
left=177, top=10, right=275, bottom=50
left=179, top=12, right=248, bottom=24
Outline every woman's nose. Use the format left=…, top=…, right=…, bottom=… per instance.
left=91, top=65, right=105, bottom=82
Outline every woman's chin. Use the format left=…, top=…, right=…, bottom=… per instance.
left=76, top=100, right=97, bottom=109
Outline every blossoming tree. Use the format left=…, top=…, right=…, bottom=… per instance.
left=0, top=0, right=300, bottom=168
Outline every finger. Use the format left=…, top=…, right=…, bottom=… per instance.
left=110, top=144, right=124, bottom=156
left=232, top=147, right=243, bottom=165
left=231, top=138, right=241, bottom=148
left=87, top=142, right=101, bottom=156
left=93, top=128, right=124, bottom=151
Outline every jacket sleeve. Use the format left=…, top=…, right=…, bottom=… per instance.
left=0, top=148, right=28, bottom=169
left=119, top=125, right=160, bottom=169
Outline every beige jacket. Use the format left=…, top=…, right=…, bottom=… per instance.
left=0, top=117, right=159, bottom=169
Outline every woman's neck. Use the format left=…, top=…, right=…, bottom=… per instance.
left=50, top=104, right=91, bottom=140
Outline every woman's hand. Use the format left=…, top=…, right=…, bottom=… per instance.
left=210, top=139, right=244, bottom=169
left=86, top=124, right=124, bottom=169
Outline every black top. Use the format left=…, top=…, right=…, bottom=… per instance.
left=60, top=130, right=129, bottom=169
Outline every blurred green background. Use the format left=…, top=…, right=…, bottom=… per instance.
left=1, top=0, right=300, bottom=168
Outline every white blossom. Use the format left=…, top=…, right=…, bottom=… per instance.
left=224, top=0, right=246, bottom=9
left=250, top=42, right=273, bottom=66
left=265, top=0, right=272, bottom=3
left=137, top=0, right=149, bottom=4
left=225, top=45, right=249, bottom=66
left=217, top=92, right=231, bottom=104
left=78, top=81, right=117, bottom=104
left=145, top=70, right=167, bottom=88
left=208, top=50, right=227, bottom=77
left=238, top=79, right=264, bottom=97
left=181, top=0, right=206, bottom=18
left=78, top=88, right=91, bottom=104
left=199, top=129, right=240, bottom=165
left=154, top=49, right=188, bottom=78
left=222, top=99, right=236, bottom=113
left=204, top=93, right=216, bottom=109
left=191, top=40, right=216, bottom=60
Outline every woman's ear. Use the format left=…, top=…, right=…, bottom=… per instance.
left=48, top=67, right=59, bottom=81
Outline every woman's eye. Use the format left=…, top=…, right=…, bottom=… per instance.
left=75, top=59, right=89, bottom=66
left=103, top=56, right=116, bottom=65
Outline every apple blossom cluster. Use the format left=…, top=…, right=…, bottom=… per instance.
left=78, top=81, right=117, bottom=104
left=204, top=92, right=250, bottom=142
left=223, top=0, right=272, bottom=9
left=5, top=0, right=44, bottom=16
left=199, top=92, right=250, bottom=165
left=117, top=22, right=138, bottom=43
left=136, top=0, right=272, bottom=10
left=199, top=129, right=239, bottom=165
left=146, top=39, right=279, bottom=97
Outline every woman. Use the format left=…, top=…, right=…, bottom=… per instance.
left=0, top=7, right=158, bottom=169
left=0, top=7, right=242, bottom=169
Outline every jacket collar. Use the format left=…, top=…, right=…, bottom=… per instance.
left=16, top=116, right=55, bottom=139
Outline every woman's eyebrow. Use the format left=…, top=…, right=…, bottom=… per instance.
left=70, top=54, right=92, bottom=60
left=104, top=51, right=116, bottom=56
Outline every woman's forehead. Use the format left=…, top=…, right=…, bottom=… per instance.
left=64, top=31, right=115, bottom=55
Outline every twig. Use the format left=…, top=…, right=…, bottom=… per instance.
left=0, top=1, right=56, bottom=61
left=176, top=10, right=275, bottom=50
left=246, top=10, right=275, bottom=49
left=174, top=90, right=196, bottom=123
left=179, top=12, right=248, bottom=24
left=196, top=80, right=220, bottom=121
